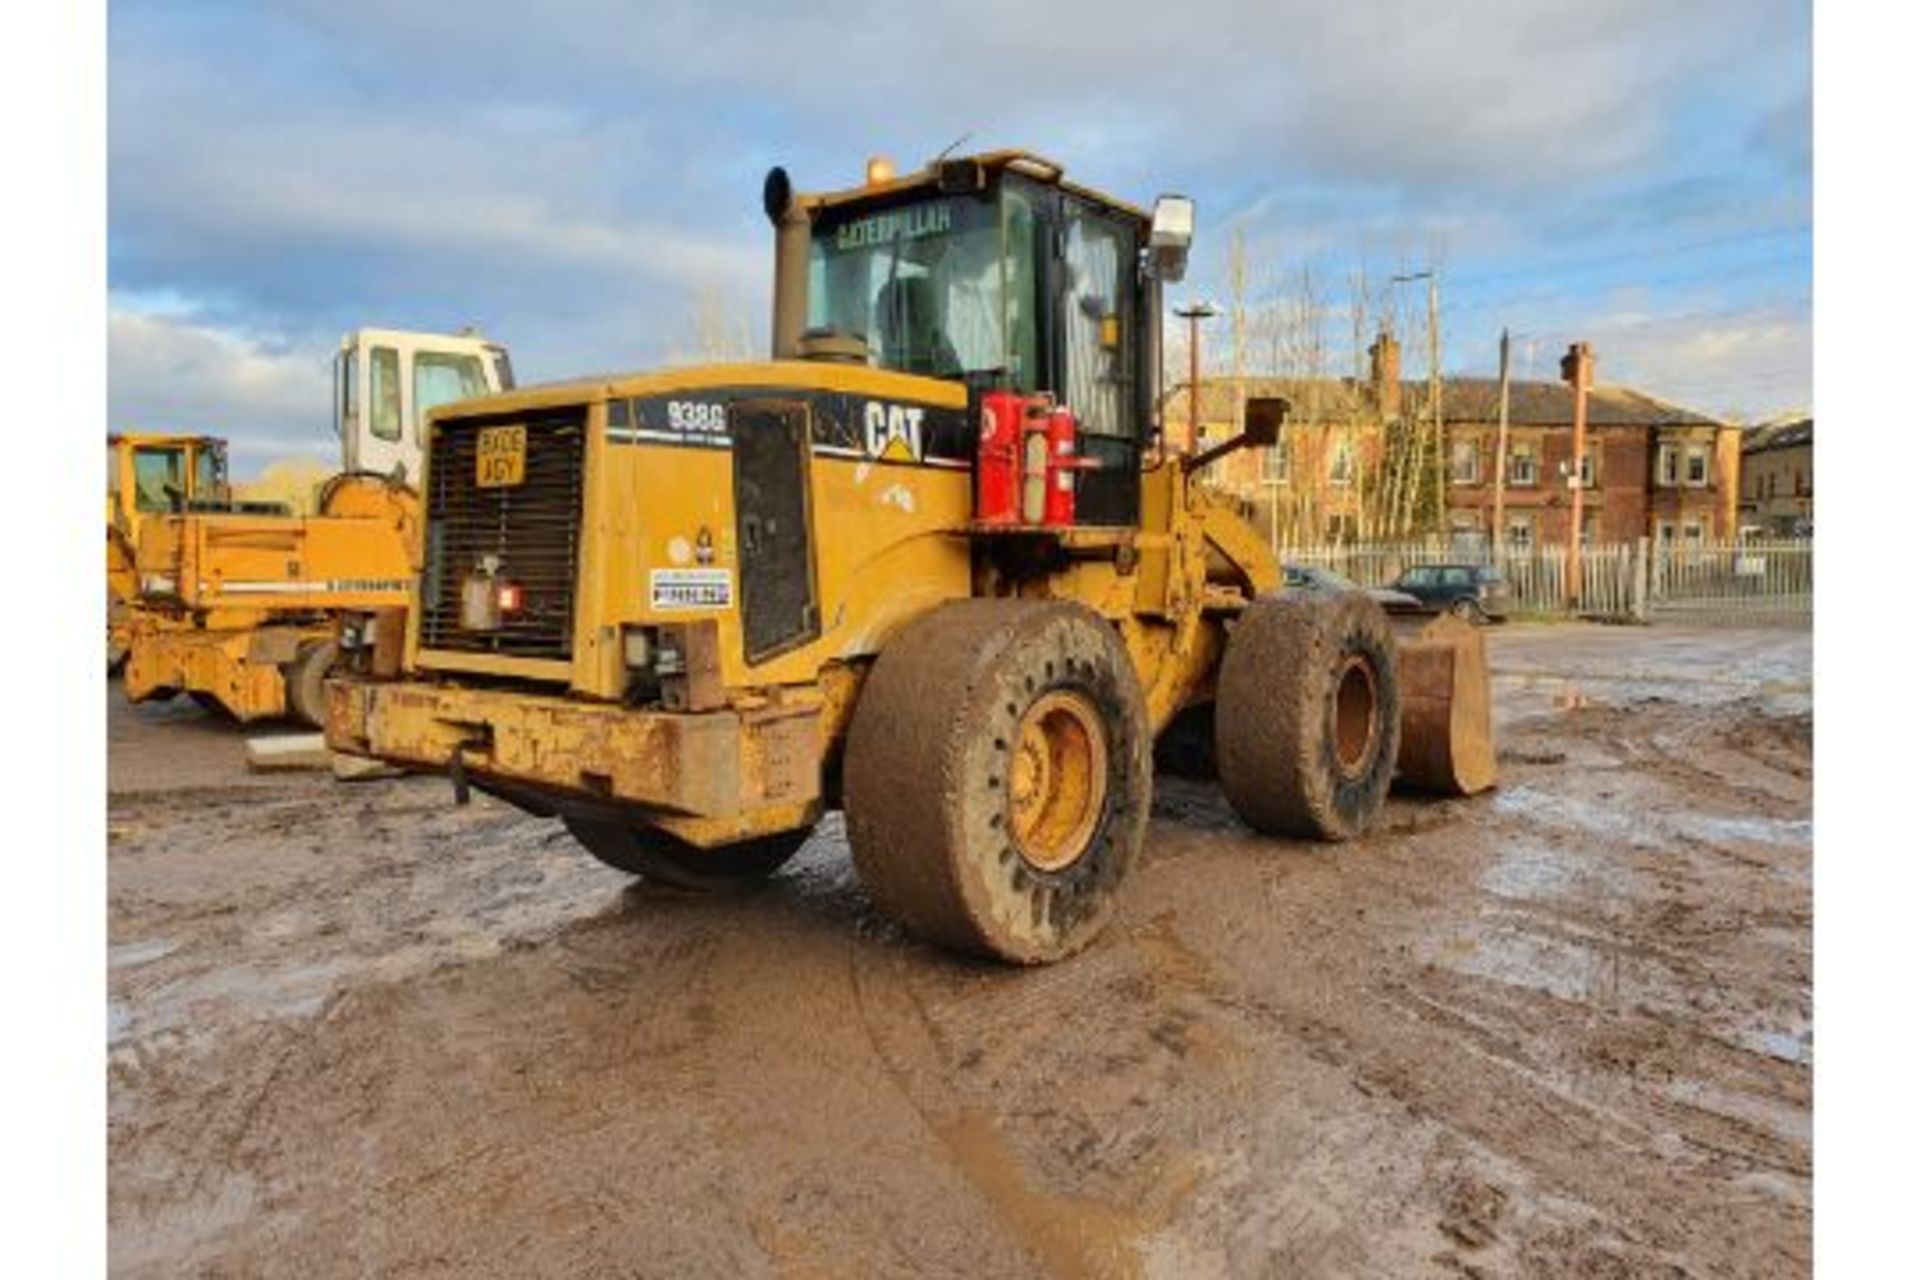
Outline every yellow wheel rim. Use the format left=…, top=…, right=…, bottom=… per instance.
left=1008, top=690, right=1107, bottom=872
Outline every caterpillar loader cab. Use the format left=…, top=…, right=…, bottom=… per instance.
left=326, top=151, right=1494, bottom=963
left=117, top=328, right=513, bottom=724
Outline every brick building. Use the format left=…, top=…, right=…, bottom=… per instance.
left=1173, top=335, right=1742, bottom=546
left=1737, top=416, right=1812, bottom=536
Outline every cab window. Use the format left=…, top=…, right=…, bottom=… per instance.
left=132, top=448, right=185, bottom=512
left=370, top=346, right=402, bottom=442
left=193, top=446, right=229, bottom=505
left=808, top=192, right=1022, bottom=381
left=413, top=352, right=488, bottom=437
left=1059, top=202, right=1137, bottom=440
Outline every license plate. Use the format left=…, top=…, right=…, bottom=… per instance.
left=475, top=425, right=526, bottom=488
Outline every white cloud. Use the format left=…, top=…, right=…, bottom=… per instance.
left=107, top=306, right=335, bottom=471
left=1584, top=302, right=1812, bottom=422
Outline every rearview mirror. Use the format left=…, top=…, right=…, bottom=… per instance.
left=1145, top=194, right=1194, bottom=282
left=1242, top=396, right=1290, bottom=447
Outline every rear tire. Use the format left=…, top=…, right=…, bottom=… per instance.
left=843, top=600, right=1150, bottom=964
left=562, top=817, right=809, bottom=892
left=285, top=639, right=339, bottom=728
left=1216, top=593, right=1400, bottom=841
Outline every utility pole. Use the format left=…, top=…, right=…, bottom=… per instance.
left=1426, top=271, right=1445, bottom=537
left=1492, top=327, right=1512, bottom=566
left=1561, top=341, right=1595, bottom=609
left=1173, top=301, right=1219, bottom=455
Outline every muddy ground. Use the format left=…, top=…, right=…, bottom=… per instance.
left=107, top=623, right=1812, bottom=1278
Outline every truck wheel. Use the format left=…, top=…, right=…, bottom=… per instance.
left=1216, top=593, right=1400, bottom=841
left=285, top=639, right=339, bottom=728
left=561, top=817, right=810, bottom=892
left=843, top=600, right=1150, bottom=964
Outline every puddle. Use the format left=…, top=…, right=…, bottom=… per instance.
left=110, top=938, right=178, bottom=968
left=1480, top=838, right=1632, bottom=901
left=1732, top=1024, right=1813, bottom=1067
left=1675, top=815, right=1811, bottom=848
left=1491, top=785, right=1647, bottom=846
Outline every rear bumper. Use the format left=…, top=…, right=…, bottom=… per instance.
left=325, top=677, right=823, bottom=832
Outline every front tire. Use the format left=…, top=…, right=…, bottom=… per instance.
left=1216, top=593, right=1400, bottom=841
left=562, top=817, right=811, bottom=892
left=284, top=639, right=339, bottom=728
left=843, top=600, right=1150, bottom=964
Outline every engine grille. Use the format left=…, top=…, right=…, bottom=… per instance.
left=419, top=410, right=586, bottom=661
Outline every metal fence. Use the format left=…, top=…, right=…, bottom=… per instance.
left=1279, top=537, right=1812, bottom=622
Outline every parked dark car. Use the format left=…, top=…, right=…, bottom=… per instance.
left=1387, top=563, right=1509, bottom=623
left=1283, top=563, right=1425, bottom=614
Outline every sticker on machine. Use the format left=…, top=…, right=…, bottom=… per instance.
left=650, top=567, right=733, bottom=611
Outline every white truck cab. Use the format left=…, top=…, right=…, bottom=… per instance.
left=336, top=327, right=514, bottom=484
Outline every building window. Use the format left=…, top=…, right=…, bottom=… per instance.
left=1682, top=519, right=1705, bottom=545
left=1685, top=446, right=1709, bottom=487
left=1656, top=520, right=1676, bottom=545
left=1581, top=509, right=1600, bottom=545
left=1506, top=514, right=1532, bottom=549
left=1657, top=443, right=1679, bottom=487
left=1325, top=513, right=1358, bottom=542
left=1578, top=448, right=1597, bottom=488
left=1449, top=439, right=1480, bottom=485
left=1261, top=443, right=1289, bottom=484
left=1508, top=446, right=1536, bottom=487
left=1328, top=436, right=1355, bottom=487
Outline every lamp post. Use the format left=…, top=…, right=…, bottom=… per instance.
left=1173, top=301, right=1219, bottom=454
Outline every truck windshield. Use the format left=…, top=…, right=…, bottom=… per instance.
left=808, top=190, right=1035, bottom=385
left=414, top=352, right=490, bottom=432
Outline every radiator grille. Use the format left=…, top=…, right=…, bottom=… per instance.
left=419, top=410, right=586, bottom=661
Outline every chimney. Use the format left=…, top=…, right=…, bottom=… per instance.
left=1368, top=332, right=1402, bottom=420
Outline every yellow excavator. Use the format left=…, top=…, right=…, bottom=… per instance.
left=327, top=152, right=1494, bottom=962
left=116, top=327, right=512, bottom=724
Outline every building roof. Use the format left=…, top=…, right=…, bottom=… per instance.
left=1429, top=378, right=1723, bottom=427
left=1741, top=416, right=1813, bottom=454
left=1169, top=375, right=1726, bottom=429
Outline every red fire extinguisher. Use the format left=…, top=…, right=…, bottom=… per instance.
left=976, top=391, right=1092, bottom=527
left=976, top=390, right=1024, bottom=526
left=1044, top=404, right=1079, bottom=526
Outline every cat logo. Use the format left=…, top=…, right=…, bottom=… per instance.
left=863, top=401, right=925, bottom=462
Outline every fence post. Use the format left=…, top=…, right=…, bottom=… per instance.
left=1631, top=536, right=1650, bottom=622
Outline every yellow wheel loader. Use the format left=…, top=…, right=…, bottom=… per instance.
left=117, top=328, right=512, bottom=725
left=326, top=152, right=1494, bottom=962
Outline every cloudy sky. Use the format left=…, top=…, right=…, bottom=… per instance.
left=109, top=0, right=1811, bottom=473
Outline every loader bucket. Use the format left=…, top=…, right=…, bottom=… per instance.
left=1390, top=613, right=1497, bottom=796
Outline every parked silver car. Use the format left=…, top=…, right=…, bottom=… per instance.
left=1282, top=563, right=1425, bottom=614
